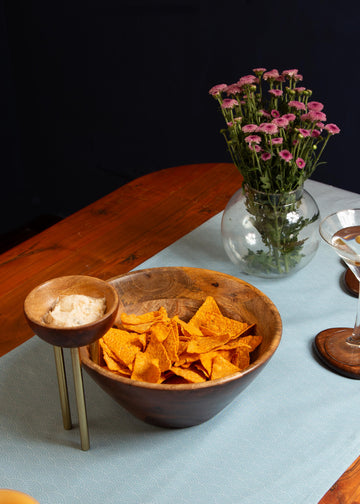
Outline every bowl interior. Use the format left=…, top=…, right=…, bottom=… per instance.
left=84, top=266, right=282, bottom=386
left=24, top=275, right=119, bottom=329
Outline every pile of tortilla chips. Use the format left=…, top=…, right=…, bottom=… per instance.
left=99, top=296, right=262, bottom=384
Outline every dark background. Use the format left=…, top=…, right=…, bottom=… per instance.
left=1, top=0, right=359, bottom=239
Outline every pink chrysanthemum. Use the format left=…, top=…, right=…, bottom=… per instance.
left=253, top=67, right=266, bottom=75
left=271, top=137, right=283, bottom=145
left=308, top=110, right=327, bottom=122
left=259, top=109, right=271, bottom=118
left=307, top=101, right=324, bottom=112
left=324, top=123, right=341, bottom=135
left=261, top=152, right=272, bottom=161
left=221, top=98, right=238, bottom=109
left=268, top=89, right=283, bottom=97
left=288, top=100, right=306, bottom=111
left=226, top=84, right=242, bottom=95
left=209, top=84, right=227, bottom=96
left=272, top=117, right=289, bottom=128
left=294, top=74, right=303, bottom=81
left=295, top=87, right=306, bottom=93
left=282, top=69, right=299, bottom=77
left=271, top=109, right=280, bottom=118
left=263, top=69, right=280, bottom=80
left=249, top=144, right=262, bottom=152
left=311, top=129, right=321, bottom=138
left=282, top=113, right=296, bottom=122
left=244, top=135, right=262, bottom=144
left=238, top=75, right=258, bottom=86
left=257, top=123, right=278, bottom=135
left=298, top=128, right=311, bottom=137
left=242, top=124, right=258, bottom=133
left=296, top=158, right=306, bottom=169
left=257, top=123, right=278, bottom=134
left=279, top=150, right=293, bottom=162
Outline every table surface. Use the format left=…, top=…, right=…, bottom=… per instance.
left=0, top=162, right=359, bottom=503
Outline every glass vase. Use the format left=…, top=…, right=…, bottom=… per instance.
left=221, top=184, right=320, bottom=278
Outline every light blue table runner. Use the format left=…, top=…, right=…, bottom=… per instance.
left=1, top=179, right=360, bottom=504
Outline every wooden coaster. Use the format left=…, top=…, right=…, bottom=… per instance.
left=344, top=268, right=359, bottom=296
left=315, top=327, right=360, bottom=379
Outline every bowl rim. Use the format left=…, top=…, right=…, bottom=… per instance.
left=80, top=266, right=282, bottom=390
left=24, top=274, right=119, bottom=331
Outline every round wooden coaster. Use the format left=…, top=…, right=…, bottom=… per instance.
left=344, top=268, right=359, bottom=296
left=314, top=327, right=360, bottom=379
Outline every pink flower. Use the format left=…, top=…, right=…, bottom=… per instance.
left=242, top=124, right=258, bottom=133
left=311, top=129, right=321, bottom=138
left=324, top=123, right=341, bottom=135
left=282, top=113, right=296, bottom=122
left=244, top=135, right=262, bottom=144
left=271, top=109, right=280, bottom=118
left=295, top=87, right=306, bottom=93
left=268, top=89, right=283, bottom=97
left=288, top=100, right=306, bottom=111
left=209, top=84, right=227, bottom=96
left=253, top=67, right=266, bottom=75
left=261, top=152, right=272, bottom=161
left=279, top=150, right=293, bottom=162
left=271, top=137, right=283, bottom=145
left=282, top=69, right=299, bottom=77
left=257, top=123, right=279, bottom=134
left=296, top=157, right=306, bottom=169
left=272, top=117, right=289, bottom=128
left=298, top=128, right=311, bottom=137
left=294, top=74, right=303, bottom=81
left=263, top=69, right=280, bottom=80
left=225, top=84, right=242, bottom=95
left=238, top=75, right=258, bottom=86
left=308, top=110, right=327, bottom=122
left=307, top=101, right=324, bottom=112
left=249, top=144, right=262, bottom=152
left=259, top=109, right=271, bottom=118
left=221, top=98, right=238, bottom=109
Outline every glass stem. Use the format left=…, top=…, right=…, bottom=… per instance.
left=348, top=283, right=360, bottom=346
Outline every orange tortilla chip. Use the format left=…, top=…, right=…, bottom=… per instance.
left=186, top=332, right=231, bottom=354
left=100, top=340, right=132, bottom=376
left=145, top=334, right=171, bottom=372
left=131, top=353, right=161, bottom=383
left=211, top=355, right=241, bottom=380
left=170, top=365, right=207, bottom=383
left=99, top=296, right=262, bottom=384
left=102, top=327, right=145, bottom=368
left=120, top=306, right=168, bottom=333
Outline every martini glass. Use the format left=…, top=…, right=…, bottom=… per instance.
left=315, top=208, right=360, bottom=378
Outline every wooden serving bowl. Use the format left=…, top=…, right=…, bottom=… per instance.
left=79, top=267, right=282, bottom=428
left=24, top=275, right=119, bottom=348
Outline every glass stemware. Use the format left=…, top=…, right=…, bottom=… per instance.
left=314, top=208, right=360, bottom=378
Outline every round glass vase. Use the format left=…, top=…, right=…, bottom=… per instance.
left=221, top=184, right=320, bottom=278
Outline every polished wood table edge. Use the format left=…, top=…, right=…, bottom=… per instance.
left=0, top=162, right=242, bottom=357
left=1, top=162, right=359, bottom=504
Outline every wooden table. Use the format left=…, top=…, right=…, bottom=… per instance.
left=0, top=162, right=358, bottom=502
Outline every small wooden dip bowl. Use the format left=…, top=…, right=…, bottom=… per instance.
left=79, top=267, right=282, bottom=428
left=24, top=275, right=119, bottom=348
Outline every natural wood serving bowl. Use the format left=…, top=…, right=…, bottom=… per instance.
left=79, top=267, right=282, bottom=428
left=24, top=275, right=119, bottom=348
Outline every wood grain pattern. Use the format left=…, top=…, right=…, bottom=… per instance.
left=0, top=161, right=359, bottom=502
left=0, top=162, right=242, bottom=357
